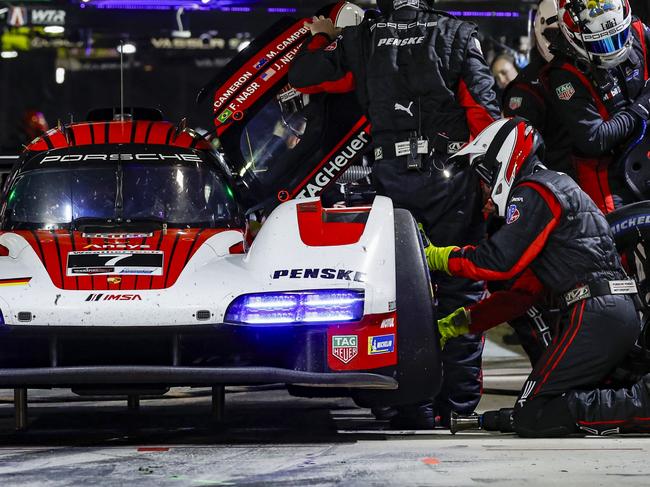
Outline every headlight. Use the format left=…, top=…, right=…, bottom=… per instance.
left=224, top=290, right=364, bottom=325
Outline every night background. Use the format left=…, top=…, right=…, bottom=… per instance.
left=1, top=0, right=648, bottom=149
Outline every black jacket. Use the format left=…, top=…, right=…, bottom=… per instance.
left=545, top=20, right=650, bottom=158
left=288, top=8, right=499, bottom=146
left=503, top=52, right=572, bottom=175
left=449, top=168, right=624, bottom=332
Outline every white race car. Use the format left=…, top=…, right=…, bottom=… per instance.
left=0, top=110, right=440, bottom=419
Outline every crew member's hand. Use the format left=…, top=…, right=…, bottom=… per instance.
left=438, top=307, right=471, bottom=349
left=629, top=79, right=650, bottom=121
left=305, top=15, right=338, bottom=40
left=424, top=243, right=456, bottom=275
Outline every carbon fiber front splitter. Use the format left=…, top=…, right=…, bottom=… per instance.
left=0, top=366, right=398, bottom=389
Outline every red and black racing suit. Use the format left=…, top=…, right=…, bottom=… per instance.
left=545, top=19, right=650, bottom=214
left=448, top=167, right=645, bottom=437
left=289, top=6, right=500, bottom=422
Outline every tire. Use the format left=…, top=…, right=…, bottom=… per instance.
left=607, top=202, right=650, bottom=373
left=353, top=209, right=442, bottom=407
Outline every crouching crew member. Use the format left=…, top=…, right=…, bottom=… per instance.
left=426, top=118, right=648, bottom=437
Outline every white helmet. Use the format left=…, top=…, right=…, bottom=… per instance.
left=331, top=2, right=365, bottom=28
left=557, top=0, right=633, bottom=69
left=451, top=118, right=544, bottom=218
left=534, top=0, right=560, bottom=62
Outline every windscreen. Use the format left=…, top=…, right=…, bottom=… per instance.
left=238, top=87, right=309, bottom=186
left=3, top=157, right=238, bottom=230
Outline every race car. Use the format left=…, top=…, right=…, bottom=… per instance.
left=0, top=105, right=439, bottom=425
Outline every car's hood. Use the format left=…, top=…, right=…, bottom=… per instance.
left=0, top=229, right=241, bottom=290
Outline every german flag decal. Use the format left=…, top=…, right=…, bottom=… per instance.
left=0, top=277, right=31, bottom=287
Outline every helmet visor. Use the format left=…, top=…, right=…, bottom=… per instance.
left=583, top=26, right=630, bottom=55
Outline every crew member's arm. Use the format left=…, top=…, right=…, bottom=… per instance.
left=547, top=67, right=638, bottom=156
left=437, top=269, right=546, bottom=347
left=427, top=182, right=562, bottom=281
left=502, top=79, right=546, bottom=128
left=467, top=269, right=546, bottom=333
left=457, top=34, right=500, bottom=136
left=288, top=22, right=356, bottom=94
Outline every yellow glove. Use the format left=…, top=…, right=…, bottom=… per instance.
left=438, top=307, right=471, bottom=349
left=424, top=244, right=456, bottom=275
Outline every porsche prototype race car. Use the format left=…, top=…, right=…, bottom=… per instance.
left=0, top=113, right=438, bottom=415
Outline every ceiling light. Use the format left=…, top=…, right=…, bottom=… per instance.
left=56, top=67, right=66, bottom=84
left=117, top=43, right=136, bottom=54
left=0, top=51, right=18, bottom=59
left=44, top=25, right=65, bottom=35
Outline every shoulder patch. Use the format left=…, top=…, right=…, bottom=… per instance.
left=555, top=82, right=576, bottom=101
left=506, top=204, right=521, bottom=225
left=508, top=96, right=523, bottom=110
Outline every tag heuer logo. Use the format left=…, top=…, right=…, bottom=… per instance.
left=332, top=335, right=358, bottom=364
left=556, top=83, right=576, bottom=101
left=217, top=109, right=233, bottom=123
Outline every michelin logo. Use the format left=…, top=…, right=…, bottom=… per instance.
left=611, top=215, right=650, bottom=236
left=368, top=334, right=395, bottom=355
left=272, top=268, right=366, bottom=282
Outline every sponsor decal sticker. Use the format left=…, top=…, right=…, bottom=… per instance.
left=85, top=294, right=143, bottom=302
left=67, top=251, right=164, bottom=276
left=508, top=96, right=523, bottom=110
left=380, top=317, right=395, bottom=329
left=368, top=334, right=395, bottom=355
left=332, top=335, right=358, bottom=364
left=556, top=82, right=576, bottom=101
left=394, top=101, right=414, bottom=117
left=377, top=36, right=425, bottom=47
left=506, top=204, right=520, bottom=225
left=272, top=268, right=366, bottom=282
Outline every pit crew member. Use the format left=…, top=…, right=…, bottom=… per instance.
left=289, top=0, right=500, bottom=428
left=426, top=117, right=647, bottom=437
left=546, top=0, right=650, bottom=213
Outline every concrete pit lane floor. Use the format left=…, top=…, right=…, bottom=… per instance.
left=0, top=342, right=649, bottom=486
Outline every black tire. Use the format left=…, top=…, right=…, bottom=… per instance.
left=353, top=209, right=442, bottom=407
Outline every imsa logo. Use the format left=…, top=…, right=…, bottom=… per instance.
left=332, top=335, right=358, bottom=364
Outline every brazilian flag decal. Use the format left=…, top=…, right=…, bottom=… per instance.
left=217, top=109, right=233, bottom=124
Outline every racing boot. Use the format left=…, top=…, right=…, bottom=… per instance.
left=389, top=402, right=439, bottom=429
left=568, top=373, right=650, bottom=435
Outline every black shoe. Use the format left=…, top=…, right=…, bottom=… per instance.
left=389, top=403, right=438, bottom=429
left=371, top=406, right=399, bottom=421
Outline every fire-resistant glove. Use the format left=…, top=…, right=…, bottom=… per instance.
left=629, top=79, right=650, bottom=121
left=424, top=244, right=456, bottom=275
left=438, top=307, right=471, bottom=349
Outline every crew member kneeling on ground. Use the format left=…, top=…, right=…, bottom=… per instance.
left=426, top=117, right=649, bottom=437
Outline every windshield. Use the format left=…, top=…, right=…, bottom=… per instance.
left=3, top=159, right=239, bottom=230
left=239, top=87, right=308, bottom=185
